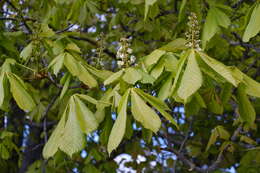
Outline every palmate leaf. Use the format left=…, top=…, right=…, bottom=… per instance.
left=48, top=53, right=65, bottom=76
left=64, top=53, right=98, bottom=88
left=158, top=74, right=173, bottom=101
left=7, top=73, right=36, bottom=112
left=144, top=0, right=157, bottom=20
left=59, top=74, right=71, bottom=100
left=206, top=126, right=230, bottom=151
left=143, top=49, right=165, bottom=68
left=202, top=7, right=230, bottom=48
left=197, top=51, right=238, bottom=86
left=104, top=69, right=124, bottom=85
left=20, top=42, right=33, bottom=61
left=74, top=96, right=98, bottom=134
left=177, top=50, right=203, bottom=102
left=43, top=108, right=67, bottom=159
left=59, top=97, right=85, bottom=157
left=131, top=89, right=161, bottom=133
left=43, top=94, right=100, bottom=158
left=84, top=63, right=113, bottom=81
left=170, top=50, right=190, bottom=97
left=134, top=88, right=178, bottom=129
left=243, top=3, right=260, bottom=42
left=122, top=67, right=142, bottom=84
left=107, top=89, right=130, bottom=155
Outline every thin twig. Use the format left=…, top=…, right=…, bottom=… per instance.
left=172, top=117, right=193, bottom=173
left=5, top=0, right=33, bottom=33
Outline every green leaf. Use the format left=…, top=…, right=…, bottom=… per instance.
left=177, top=50, right=203, bottom=102
left=84, top=64, right=113, bottom=81
left=0, top=144, right=10, bottom=160
left=135, top=88, right=178, bottom=128
left=158, top=74, right=173, bottom=101
left=206, top=128, right=218, bottom=151
left=39, top=23, right=55, bottom=38
left=107, top=89, right=130, bottom=154
left=216, top=126, right=230, bottom=140
left=163, top=53, right=179, bottom=74
left=122, top=67, right=142, bottom=84
left=77, top=63, right=98, bottom=88
left=197, top=51, right=238, bottom=86
left=220, top=82, right=232, bottom=105
left=59, top=74, right=71, bottom=100
left=65, top=43, right=81, bottom=53
left=143, top=49, right=165, bottom=68
left=64, top=53, right=97, bottom=88
left=77, top=94, right=98, bottom=105
left=178, top=0, right=187, bottom=22
left=150, top=59, right=165, bottom=79
left=243, top=74, right=260, bottom=98
left=202, top=7, right=230, bottom=48
left=243, top=4, right=260, bottom=42
left=43, top=109, right=67, bottom=159
left=144, top=0, right=157, bottom=20
left=74, top=96, right=98, bottom=134
left=104, top=69, right=124, bottom=85
left=206, top=126, right=229, bottom=151
left=7, top=73, right=36, bottom=111
left=136, top=69, right=155, bottom=84
left=20, top=42, right=33, bottom=61
left=0, top=73, right=6, bottom=107
left=237, top=84, right=256, bottom=126
left=159, top=38, right=187, bottom=52
left=48, top=53, right=65, bottom=76
left=208, top=93, right=223, bottom=114
left=170, top=50, right=189, bottom=97
left=131, top=89, right=161, bottom=133
left=59, top=98, right=85, bottom=157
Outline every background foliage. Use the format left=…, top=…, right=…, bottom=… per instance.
left=0, top=0, right=260, bottom=172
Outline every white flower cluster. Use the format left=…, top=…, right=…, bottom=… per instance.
left=116, top=38, right=136, bottom=68
left=185, top=12, right=201, bottom=51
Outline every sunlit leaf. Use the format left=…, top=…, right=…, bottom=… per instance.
left=131, top=89, right=161, bottom=133
left=107, top=89, right=130, bottom=154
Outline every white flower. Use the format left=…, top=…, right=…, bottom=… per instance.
left=130, top=55, right=136, bottom=63
left=117, top=60, right=124, bottom=67
left=127, top=48, right=133, bottom=54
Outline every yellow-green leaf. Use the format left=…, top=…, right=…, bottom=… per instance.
left=59, top=98, right=85, bottom=157
left=122, top=67, right=142, bottom=84
left=131, top=89, right=161, bottom=133
left=43, top=109, right=67, bottom=159
left=104, top=69, right=124, bottom=85
left=7, top=73, right=36, bottom=111
left=143, top=49, right=165, bottom=68
left=107, top=89, right=130, bottom=154
left=197, top=51, right=237, bottom=86
left=243, top=4, right=260, bottom=42
left=177, top=50, right=202, bottom=102
left=74, top=96, right=98, bottom=134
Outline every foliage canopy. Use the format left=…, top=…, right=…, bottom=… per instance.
left=0, top=0, right=260, bottom=172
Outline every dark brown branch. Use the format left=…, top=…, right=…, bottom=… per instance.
left=162, top=125, right=242, bottom=173
left=5, top=0, right=33, bottom=33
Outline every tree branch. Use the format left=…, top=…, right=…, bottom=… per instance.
left=68, top=35, right=116, bottom=59
left=162, top=125, right=242, bottom=173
